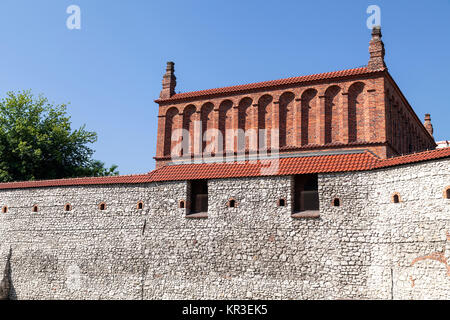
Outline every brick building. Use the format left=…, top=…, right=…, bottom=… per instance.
left=154, top=27, right=436, bottom=168
left=0, top=27, right=448, bottom=300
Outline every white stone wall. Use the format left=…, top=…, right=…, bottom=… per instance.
left=0, top=159, right=448, bottom=300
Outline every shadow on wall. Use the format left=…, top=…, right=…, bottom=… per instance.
left=0, top=248, right=16, bottom=300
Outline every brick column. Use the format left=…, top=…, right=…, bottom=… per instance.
left=232, top=104, right=239, bottom=154
left=318, top=95, right=326, bottom=145
left=252, top=103, right=259, bottom=153
left=156, top=113, right=166, bottom=158
left=341, top=92, right=349, bottom=143
left=212, top=107, right=220, bottom=155
left=192, top=111, right=202, bottom=157
left=172, top=110, right=183, bottom=159
left=272, top=100, right=279, bottom=151
left=294, top=97, right=302, bottom=147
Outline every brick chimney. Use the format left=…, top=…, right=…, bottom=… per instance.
left=368, top=26, right=386, bottom=71
left=424, top=114, right=434, bottom=137
left=159, top=61, right=177, bottom=99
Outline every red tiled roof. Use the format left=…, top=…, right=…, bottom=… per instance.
left=149, top=151, right=379, bottom=181
left=155, top=67, right=380, bottom=103
left=0, top=148, right=448, bottom=190
left=0, top=173, right=155, bottom=190
left=375, top=147, right=450, bottom=169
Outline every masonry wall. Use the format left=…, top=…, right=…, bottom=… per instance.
left=0, top=159, right=448, bottom=299
left=321, top=159, right=450, bottom=299
left=155, top=74, right=393, bottom=166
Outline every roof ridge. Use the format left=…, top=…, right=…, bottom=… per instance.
left=156, top=66, right=377, bottom=103
left=380, top=147, right=449, bottom=161
left=0, top=172, right=153, bottom=187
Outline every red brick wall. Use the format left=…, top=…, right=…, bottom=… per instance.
left=154, top=73, right=435, bottom=168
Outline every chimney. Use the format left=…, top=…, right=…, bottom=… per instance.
left=424, top=114, right=434, bottom=137
left=368, top=26, right=386, bottom=71
left=159, top=61, right=177, bottom=99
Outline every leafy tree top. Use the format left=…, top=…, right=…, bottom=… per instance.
left=0, top=90, right=118, bottom=182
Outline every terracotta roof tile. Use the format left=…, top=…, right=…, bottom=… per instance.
left=0, top=148, right=448, bottom=190
left=0, top=173, right=155, bottom=190
left=375, top=147, right=450, bottom=169
left=155, top=67, right=379, bottom=103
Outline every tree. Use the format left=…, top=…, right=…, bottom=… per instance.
left=0, top=90, right=119, bottom=182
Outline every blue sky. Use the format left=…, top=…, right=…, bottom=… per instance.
left=0, top=0, right=449, bottom=174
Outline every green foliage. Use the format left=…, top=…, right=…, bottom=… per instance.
left=0, top=90, right=119, bottom=182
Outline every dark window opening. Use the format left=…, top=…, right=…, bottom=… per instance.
left=99, top=203, right=106, bottom=211
left=179, top=200, right=185, bottom=209
left=2, top=206, right=7, bottom=213
left=293, top=174, right=319, bottom=213
left=65, top=204, right=72, bottom=212
left=137, top=201, right=144, bottom=210
left=32, top=205, right=38, bottom=213
left=189, top=180, right=208, bottom=214
left=278, top=199, right=286, bottom=207
left=393, top=194, right=400, bottom=203
left=446, top=189, right=450, bottom=199
left=333, top=198, right=340, bottom=207
left=228, top=199, right=236, bottom=208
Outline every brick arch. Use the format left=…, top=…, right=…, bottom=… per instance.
left=237, top=97, right=253, bottom=152
left=219, top=100, right=234, bottom=152
left=279, top=91, right=295, bottom=148
left=391, top=192, right=402, bottom=203
left=444, top=186, right=450, bottom=199
left=164, top=107, right=180, bottom=156
left=201, top=102, right=215, bottom=154
left=182, top=104, right=197, bottom=155
left=257, top=94, right=273, bottom=149
left=348, top=82, right=366, bottom=142
left=301, top=88, right=318, bottom=145
left=324, top=85, right=341, bottom=144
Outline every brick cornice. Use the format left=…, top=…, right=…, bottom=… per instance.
left=155, top=68, right=384, bottom=105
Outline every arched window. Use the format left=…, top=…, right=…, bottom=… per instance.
left=228, top=199, right=236, bottom=208
left=201, top=102, right=215, bottom=154
left=32, top=205, right=39, bottom=213
left=137, top=201, right=144, bottom=210
left=218, top=100, right=234, bottom=153
left=65, top=204, right=72, bottom=212
left=99, top=202, right=106, bottom=211
left=333, top=198, right=340, bottom=207
left=348, top=82, right=365, bottom=142
left=164, top=107, right=180, bottom=157
left=237, top=97, right=253, bottom=152
left=2, top=206, right=7, bottom=213
left=278, top=198, right=286, bottom=207
left=324, top=86, right=341, bottom=144
left=257, top=95, right=274, bottom=150
left=444, top=187, right=450, bottom=199
left=179, top=200, right=185, bottom=209
left=300, top=89, right=318, bottom=145
left=392, top=193, right=401, bottom=204
left=278, top=92, right=295, bottom=148
left=182, top=105, right=197, bottom=156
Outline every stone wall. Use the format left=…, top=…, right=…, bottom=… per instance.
left=0, top=158, right=448, bottom=300
left=321, top=158, right=450, bottom=299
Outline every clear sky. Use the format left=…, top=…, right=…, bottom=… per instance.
left=0, top=0, right=449, bottom=174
